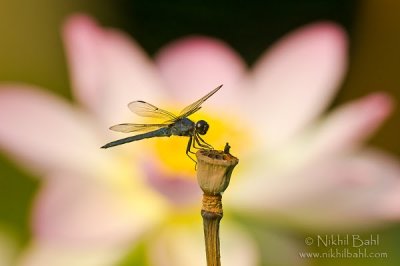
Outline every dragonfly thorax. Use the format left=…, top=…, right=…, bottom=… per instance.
left=195, top=120, right=209, bottom=135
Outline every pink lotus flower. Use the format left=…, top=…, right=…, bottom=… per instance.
left=1, top=14, right=399, bottom=265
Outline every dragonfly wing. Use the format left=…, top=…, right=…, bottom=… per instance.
left=128, top=101, right=177, bottom=120
left=109, top=123, right=167, bottom=133
left=179, top=106, right=201, bottom=119
left=178, top=84, right=222, bottom=118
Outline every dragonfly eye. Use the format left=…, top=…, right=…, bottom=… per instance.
left=196, top=120, right=209, bottom=135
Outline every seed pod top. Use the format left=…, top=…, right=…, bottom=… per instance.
left=195, top=145, right=239, bottom=195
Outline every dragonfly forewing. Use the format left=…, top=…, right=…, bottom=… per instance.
left=178, top=84, right=222, bottom=118
left=128, top=101, right=177, bottom=121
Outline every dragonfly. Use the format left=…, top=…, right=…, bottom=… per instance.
left=101, top=85, right=223, bottom=162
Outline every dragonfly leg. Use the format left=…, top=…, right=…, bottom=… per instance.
left=195, top=133, right=213, bottom=149
left=192, top=132, right=208, bottom=150
left=187, top=134, right=196, bottom=154
left=185, top=136, right=197, bottom=164
left=193, top=134, right=213, bottom=150
left=192, top=134, right=202, bottom=149
left=193, top=134, right=209, bottom=149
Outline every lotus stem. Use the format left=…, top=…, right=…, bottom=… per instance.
left=196, top=144, right=239, bottom=266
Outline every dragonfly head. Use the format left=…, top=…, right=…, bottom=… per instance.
left=195, top=120, right=209, bottom=135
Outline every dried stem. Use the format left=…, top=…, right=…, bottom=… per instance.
left=196, top=145, right=239, bottom=266
left=201, top=194, right=223, bottom=266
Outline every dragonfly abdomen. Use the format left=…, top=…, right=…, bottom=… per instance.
left=101, top=127, right=172, bottom=149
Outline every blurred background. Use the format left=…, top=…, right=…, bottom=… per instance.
left=0, top=0, right=400, bottom=265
